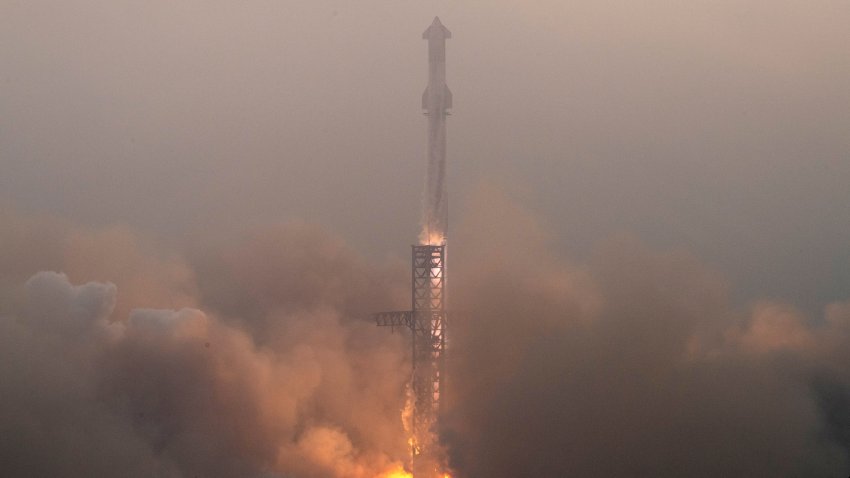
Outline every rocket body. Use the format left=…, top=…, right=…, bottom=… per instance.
left=421, top=17, right=451, bottom=245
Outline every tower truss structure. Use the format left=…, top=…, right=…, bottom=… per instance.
left=375, top=245, right=447, bottom=476
left=374, top=16, right=452, bottom=478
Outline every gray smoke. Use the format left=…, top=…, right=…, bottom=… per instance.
left=5, top=188, right=850, bottom=477
left=0, top=210, right=413, bottom=478
left=440, top=186, right=850, bottom=477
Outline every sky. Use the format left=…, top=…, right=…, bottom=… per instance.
left=2, top=0, right=849, bottom=309
left=2, top=1, right=850, bottom=477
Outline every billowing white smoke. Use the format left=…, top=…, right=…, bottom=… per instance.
left=0, top=211, right=413, bottom=478
left=1, top=270, right=414, bottom=478
left=6, top=189, right=850, bottom=477
left=440, top=186, right=850, bottom=477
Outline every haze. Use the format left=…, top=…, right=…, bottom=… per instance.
left=3, top=1, right=848, bottom=309
left=3, top=2, right=850, bottom=477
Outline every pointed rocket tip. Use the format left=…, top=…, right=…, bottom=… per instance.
left=423, top=16, right=451, bottom=39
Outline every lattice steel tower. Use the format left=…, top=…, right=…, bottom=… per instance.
left=375, top=17, right=452, bottom=478
left=375, top=245, right=447, bottom=475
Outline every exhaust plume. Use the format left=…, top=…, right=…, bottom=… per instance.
left=0, top=210, right=413, bottom=478
left=4, top=188, right=850, bottom=476
left=440, top=186, right=850, bottom=477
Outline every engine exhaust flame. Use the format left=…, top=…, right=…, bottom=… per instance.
left=419, top=230, right=446, bottom=247
left=380, top=467, right=414, bottom=478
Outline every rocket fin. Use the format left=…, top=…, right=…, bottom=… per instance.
left=444, top=85, right=452, bottom=110
left=422, top=86, right=430, bottom=110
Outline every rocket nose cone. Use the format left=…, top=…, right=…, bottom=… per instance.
left=424, top=16, right=451, bottom=40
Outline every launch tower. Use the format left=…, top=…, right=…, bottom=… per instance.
left=375, top=17, right=452, bottom=478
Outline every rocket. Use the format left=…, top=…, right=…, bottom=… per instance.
left=421, top=17, right=451, bottom=245
left=422, top=16, right=452, bottom=115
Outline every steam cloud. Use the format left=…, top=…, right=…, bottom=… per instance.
left=3, top=188, right=850, bottom=477
left=0, top=210, right=411, bottom=478
left=442, top=187, right=850, bottom=477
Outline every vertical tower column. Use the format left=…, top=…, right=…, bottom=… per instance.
left=412, top=245, right=446, bottom=413
left=411, top=245, right=447, bottom=477
left=376, top=17, right=453, bottom=478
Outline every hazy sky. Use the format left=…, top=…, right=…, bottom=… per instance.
left=4, top=3, right=850, bottom=476
left=2, top=0, right=849, bottom=309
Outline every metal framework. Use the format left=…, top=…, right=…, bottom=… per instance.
left=375, top=17, right=452, bottom=478
left=375, top=245, right=447, bottom=473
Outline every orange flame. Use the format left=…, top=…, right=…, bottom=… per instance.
left=379, top=469, right=413, bottom=478
left=419, top=230, right=446, bottom=246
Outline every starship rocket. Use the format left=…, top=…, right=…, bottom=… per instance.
left=421, top=17, right=451, bottom=245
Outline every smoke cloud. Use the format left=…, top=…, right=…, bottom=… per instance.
left=4, top=187, right=850, bottom=477
left=441, top=186, right=850, bottom=477
left=0, top=211, right=412, bottom=478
